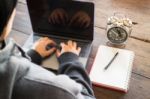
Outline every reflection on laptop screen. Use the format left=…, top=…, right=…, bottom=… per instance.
left=27, top=0, right=94, bottom=41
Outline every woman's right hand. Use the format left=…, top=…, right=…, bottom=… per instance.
left=56, top=40, right=81, bottom=57
left=32, top=37, right=56, bottom=58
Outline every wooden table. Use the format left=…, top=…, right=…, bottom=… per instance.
left=10, top=0, right=150, bottom=99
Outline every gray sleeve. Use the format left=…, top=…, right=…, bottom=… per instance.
left=58, top=52, right=95, bottom=98
left=27, top=49, right=42, bottom=65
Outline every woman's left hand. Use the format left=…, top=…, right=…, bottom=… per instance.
left=56, top=40, right=81, bottom=57
left=32, top=37, right=56, bottom=58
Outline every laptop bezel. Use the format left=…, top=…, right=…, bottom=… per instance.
left=26, top=0, right=95, bottom=41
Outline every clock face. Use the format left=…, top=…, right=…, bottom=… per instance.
left=107, top=27, right=128, bottom=44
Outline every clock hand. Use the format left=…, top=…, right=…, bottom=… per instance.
left=111, top=30, right=118, bottom=38
left=116, top=28, right=122, bottom=38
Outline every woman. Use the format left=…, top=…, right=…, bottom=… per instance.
left=0, top=0, right=95, bottom=99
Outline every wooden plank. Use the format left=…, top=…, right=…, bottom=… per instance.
left=132, top=55, right=150, bottom=79
left=92, top=0, right=150, bottom=41
left=13, top=3, right=32, bottom=35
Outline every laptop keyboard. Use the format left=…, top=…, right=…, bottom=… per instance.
left=34, top=35, right=92, bottom=57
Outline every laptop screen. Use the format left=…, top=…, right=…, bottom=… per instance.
left=26, top=0, right=94, bottom=41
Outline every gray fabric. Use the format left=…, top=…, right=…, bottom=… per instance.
left=0, top=42, right=2, bottom=48
left=0, top=39, right=84, bottom=99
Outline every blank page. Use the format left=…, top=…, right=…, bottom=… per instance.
left=89, top=45, right=134, bottom=92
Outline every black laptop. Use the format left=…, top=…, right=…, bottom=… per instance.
left=24, top=0, right=95, bottom=70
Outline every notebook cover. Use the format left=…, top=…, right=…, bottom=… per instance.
left=89, top=45, right=135, bottom=93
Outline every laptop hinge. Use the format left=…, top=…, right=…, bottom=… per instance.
left=34, top=33, right=93, bottom=43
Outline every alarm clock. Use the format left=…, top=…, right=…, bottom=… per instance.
left=107, top=26, right=128, bottom=44
left=106, top=15, right=132, bottom=47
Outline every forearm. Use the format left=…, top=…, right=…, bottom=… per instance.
left=58, top=52, right=95, bottom=98
left=27, top=49, right=42, bottom=65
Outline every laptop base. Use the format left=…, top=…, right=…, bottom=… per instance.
left=23, top=34, right=92, bottom=70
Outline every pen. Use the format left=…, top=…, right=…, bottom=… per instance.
left=104, top=52, right=119, bottom=70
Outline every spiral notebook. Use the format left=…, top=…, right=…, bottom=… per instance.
left=89, top=45, right=134, bottom=92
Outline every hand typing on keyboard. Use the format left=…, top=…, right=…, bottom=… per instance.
left=32, top=37, right=56, bottom=58
left=56, top=40, right=81, bottom=57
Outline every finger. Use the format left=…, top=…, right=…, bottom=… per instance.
left=40, top=37, right=54, bottom=46
left=60, top=42, right=65, bottom=48
left=77, top=47, right=81, bottom=53
left=39, top=37, right=47, bottom=40
left=68, top=40, right=72, bottom=46
left=43, top=37, right=49, bottom=41
left=45, top=37, right=54, bottom=41
left=37, top=38, right=45, bottom=43
left=73, top=41, right=77, bottom=47
left=46, top=39, right=56, bottom=45
left=39, top=37, right=45, bottom=41
left=56, top=49, right=61, bottom=57
left=46, top=47, right=56, bottom=55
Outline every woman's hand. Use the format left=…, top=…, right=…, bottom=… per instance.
left=56, top=40, right=81, bottom=57
left=32, top=37, right=56, bottom=58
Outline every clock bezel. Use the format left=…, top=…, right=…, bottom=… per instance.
left=107, top=26, right=128, bottom=44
